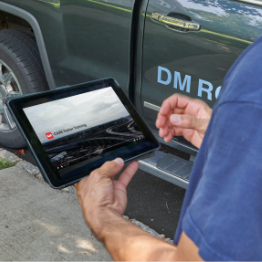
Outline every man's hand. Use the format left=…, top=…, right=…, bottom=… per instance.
left=156, top=93, right=212, bottom=148
left=75, top=158, right=203, bottom=261
left=75, top=158, right=138, bottom=237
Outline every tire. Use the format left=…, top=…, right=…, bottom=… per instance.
left=0, top=29, right=49, bottom=148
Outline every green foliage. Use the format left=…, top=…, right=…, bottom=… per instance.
left=0, top=158, right=15, bottom=170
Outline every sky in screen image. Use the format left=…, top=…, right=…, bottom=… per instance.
left=23, top=87, right=130, bottom=143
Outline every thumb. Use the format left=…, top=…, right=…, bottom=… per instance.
left=97, top=158, right=125, bottom=179
left=170, top=114, right=208, bottom=131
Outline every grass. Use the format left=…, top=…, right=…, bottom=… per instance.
left=0, top=158, right=15, bottom=170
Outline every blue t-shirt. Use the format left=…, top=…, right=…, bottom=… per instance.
left=174, top=35, right=262, bottom=261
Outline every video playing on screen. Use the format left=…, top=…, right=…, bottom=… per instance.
left=23, top=87, right=146, bottom=177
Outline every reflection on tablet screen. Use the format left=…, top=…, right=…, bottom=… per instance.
left=23, top=87, right=147, bottom=178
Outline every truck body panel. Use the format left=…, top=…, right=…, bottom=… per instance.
left=140, top=0, right=262, bottom=153
left=0, top=0, right=133, bottom=95
left=1, top=0, right=262, bottom=186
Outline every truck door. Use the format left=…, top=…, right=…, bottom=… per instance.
left=140, top=0, right=262, bottom=153
left=58, top=0, right=134, bottom=95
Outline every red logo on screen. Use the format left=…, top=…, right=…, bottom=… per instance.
left=45, top=132, right=54, bottom=140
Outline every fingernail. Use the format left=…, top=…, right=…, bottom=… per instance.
left=114, top=158, right=124, bottom=165
left=170, top=114, right=181, bottom=124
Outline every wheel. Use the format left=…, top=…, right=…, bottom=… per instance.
left=0, top=29, right=49, bottom=148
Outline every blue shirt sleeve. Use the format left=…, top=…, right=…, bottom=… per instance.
left=182, top=101, right=262, bottom=261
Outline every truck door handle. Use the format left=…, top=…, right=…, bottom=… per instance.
left=152, top=13, right=200, bottom=31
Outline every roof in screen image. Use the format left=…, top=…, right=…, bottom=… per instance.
left=23, top=87, right=130, bottom=143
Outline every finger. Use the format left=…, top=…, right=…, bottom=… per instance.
left=183, top=98, right=211, bottom=118
left=159, top=125, right=169, bottom=137
left=165, top=126, right=184, bottom=141
left=173, top=108, right=185, bottom=115
left=118, top=161, right=139, bottom=188
left=172, top=127, right=184, bottom=136
left=170, top=114, right=207, bottom=130
left=160, top=93, right=191, bottom=115
left=164, top=131, right=174, bottom=142
left=95, top=158, right=124, bottom=179
left=156, top=95, right=190, bottom=128
left=156, top=112, right=167, bottom=128
left=161, top=125, right=179, bottom=140
left=159, top=95, right=178, bottom=116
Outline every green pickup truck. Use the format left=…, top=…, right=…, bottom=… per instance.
left=0, top=0, right=261, bottom=188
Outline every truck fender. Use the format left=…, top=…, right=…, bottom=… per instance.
left=0, top=1, right=56, bottom=89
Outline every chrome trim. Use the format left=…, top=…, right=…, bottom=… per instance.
left=154, top=132, right=199, bottom=154
left=144, top=101, right=160, bottom=112
left=138, top=160, right=188, bottom=189
left=0, top=59, right=21, bottom=132
left=172, top=139, right=198, bottom=153
left=152, top=12, right=200, bottom=31
left=237, top=0, right=262, bottom=6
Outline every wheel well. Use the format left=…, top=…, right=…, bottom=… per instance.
left=0, top=11, right=35, bottom=37
left=0, top=6, right=56, bottom=89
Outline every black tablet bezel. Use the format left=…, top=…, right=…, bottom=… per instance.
left=6, top=78, right=160, bottom=188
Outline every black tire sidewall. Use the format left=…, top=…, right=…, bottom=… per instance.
left=0, top=31, right=49, bottom=148
left=0, top=39, right=36, bottom=94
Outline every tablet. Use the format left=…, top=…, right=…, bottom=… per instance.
left=6, top=78, right=160, bottom=188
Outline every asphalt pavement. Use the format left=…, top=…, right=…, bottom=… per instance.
left=2, top=145, right=186, bottom=240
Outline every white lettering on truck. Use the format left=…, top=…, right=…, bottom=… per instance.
left=157, top=66, right=172, bottom=85
left=174, top=71, right=191, bottom=93
left=157, top=66, right=222, bottom=101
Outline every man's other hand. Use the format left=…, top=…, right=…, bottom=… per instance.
left=74, top=159, right=138, bottom=237
left=156, top=94, right=212, bottom=149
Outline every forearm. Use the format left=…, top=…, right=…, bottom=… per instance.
left=76, top=159, right=202, bottom=261
left=89, top=208, right=177, bottom=261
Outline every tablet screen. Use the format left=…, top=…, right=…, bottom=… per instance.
left=23, top=86, right=149, bottom=178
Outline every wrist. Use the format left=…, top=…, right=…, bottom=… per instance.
left=84, top=207, right=122, bottom=241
